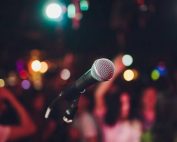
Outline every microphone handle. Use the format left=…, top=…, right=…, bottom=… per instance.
left=52, top=69, right=97, bottom=103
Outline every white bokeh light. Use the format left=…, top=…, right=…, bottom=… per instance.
left=31, top=60, right=41, bottom=72
left=122, top=54, right=133, bottom=66
left=60, top=69, right=71, bottom=80
left=45, top=3, right=62, bottom=19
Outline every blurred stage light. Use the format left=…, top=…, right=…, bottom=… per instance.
left=31, top=60, right=41, bottom=72
left=122, top=54, right=133, bottom=67
left=132, top=69, right=139, bottom=80
left=60, top=69, right=71, bottom=80
left=80, top=0, right=89, bottom=11
left=19, top=70, right=28, bottom=79
left=30, top=49, right=41, bottom=58
left=0, top=79, right=5, bottom=87
left=139, top=4, right=148, bottom=12
left=16, top=59, right=25, bottom=72
left=151, top=69, right=160, bottom=81
left=34, top=79, right=42, bottom=90
left=67, top=4, right=76, bottom=18
left=45, top=3, right=63, bottom=19
left=7, top=72, right=18, bottom=86
left=123, top=69, right=134, bottom=82
left=40, top=62, right=48, bottom=73
left=156, top=65, right=167, bottom=76
left=21, top=80, right=31, bottom=90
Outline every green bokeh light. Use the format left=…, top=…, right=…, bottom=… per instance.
left=67, top=4, right=76, bottom=18
left=151, top=69, right=160, bottom=81
left=80, top=0, right=89, bottom=11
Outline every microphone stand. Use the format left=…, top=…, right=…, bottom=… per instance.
left=62, top=98, right=79, bottom=123
left=45, top=90, right=85, bottom=123
left=45, top=92, right=63, bottom=119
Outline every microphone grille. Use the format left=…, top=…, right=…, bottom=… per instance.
left=91, top=58, right=115, bottom=81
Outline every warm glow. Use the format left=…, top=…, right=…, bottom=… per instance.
left=0, top=79, right=5, bottom=87
left=31, top=60, right=41, bottom=72
left=123, top=69, right=134, bottom=81
left=40, top=62, right=48, bottom=73
left=132, top=69, right=139, bottom=80
left=7, top=72, right=18, bottom=86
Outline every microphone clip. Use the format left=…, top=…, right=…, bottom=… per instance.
left=63, top=98, right=79, bottom=123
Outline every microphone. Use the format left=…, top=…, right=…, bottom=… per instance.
left=45, top=58, right=115, bottom=119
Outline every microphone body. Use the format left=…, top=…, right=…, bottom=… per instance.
left=58, top=69, right=97, bottom=101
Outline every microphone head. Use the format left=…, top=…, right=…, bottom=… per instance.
left=91, top=58, right=115, bottom=81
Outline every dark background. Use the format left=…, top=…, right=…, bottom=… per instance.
left=0, top=0, right=177, bottom=91
left=1, top=1, right=177, bottom=59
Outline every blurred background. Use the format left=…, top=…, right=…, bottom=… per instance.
left=0, top=0, right=177, bottom=142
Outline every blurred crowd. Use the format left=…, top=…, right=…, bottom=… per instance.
left=1, top=54, right=177, bottom=142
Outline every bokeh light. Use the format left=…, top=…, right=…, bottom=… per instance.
left=31, top=60, right=41, bottom=72
left=34, top=79, right=42, bottom=90
left=16, top=59, right=25, bottom=72
left=60, top=69, right=71, bottom=80
left=122, top=54, right=133, bottom=67
left=30, top=49, right=41, bottom=58
left=45, top=3, right=63, bottom=19
left=80, top=0, right=89, bottom=11
left=7, top=72, right=18, bottom=86
left=0, top=79, right=5, bottom=87
left=21, top=80, right=31, bottom=90
left=123, top=69, right=134, bottom=81
left=132, top=69, right=139, bottom=80
left=156, top=65, right=167, bottom=76
left=40, top=62, right=48, bottom=73
left=151, top=69, right=160, bottom=81
left=139, top=4, right=148, bottom=12
left=19, top=70, right=28, bottom=79
left=67, top=4, right=76, bottom=18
